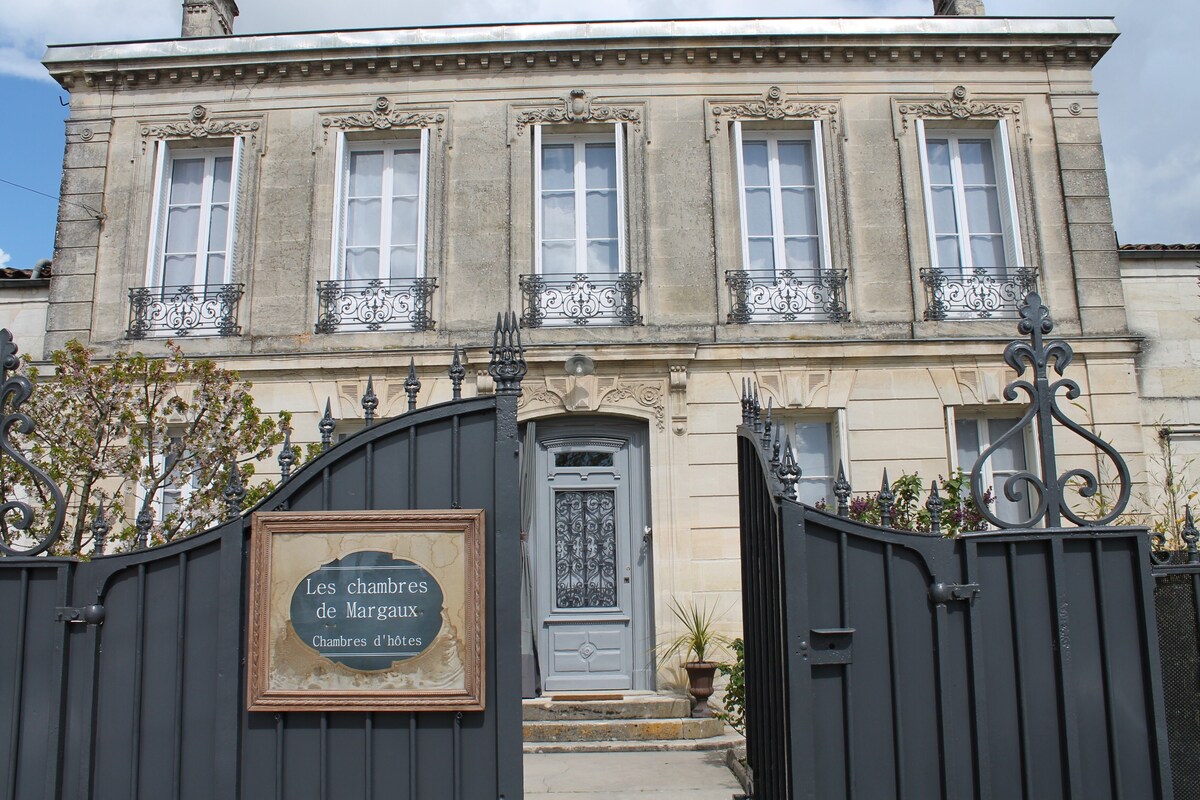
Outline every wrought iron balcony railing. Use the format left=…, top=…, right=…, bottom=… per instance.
left=920, top=266, right=1038, bottom=321
left=519, top=272, right=643, bottom=328
left=127, top=284, right=243, bottom=339
left=725, top=268, right=850, bottom=324
left=315, top=277, right=437, bottom=333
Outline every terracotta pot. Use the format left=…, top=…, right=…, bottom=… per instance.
left=684, top=661, right=718, bottom=718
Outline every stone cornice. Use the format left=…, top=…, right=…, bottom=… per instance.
left=44, top=18, right=1117, bottom=89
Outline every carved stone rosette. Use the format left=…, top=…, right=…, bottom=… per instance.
left=896, top=85, right=1023, bottom=133
left=514, top=89, right=642, bottom=135
left=141, top=104, right=259, bottom=141
left=709, top=86, right=839, bottom=137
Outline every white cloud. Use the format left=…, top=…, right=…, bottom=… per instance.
left=0, top=248, right=11, bottom=269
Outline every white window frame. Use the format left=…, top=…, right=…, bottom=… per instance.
left=783, top=410, right=849, bottom=507
left=916, top=120, right=1024, bottom=275
left=947, top=407, right=1035, bottom=523
left=328, top=129, right=430, bottom=282
left=145, top=139, right=244, bottom=292
left=732, top=121, right=833, bottom=274
left=533, top=125, right=627, bottom=276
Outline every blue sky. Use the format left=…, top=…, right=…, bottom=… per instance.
left=0, top=0, right=1196, bottom=268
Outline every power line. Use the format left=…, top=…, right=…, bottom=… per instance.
left=0, top=177, right=103, bottom=220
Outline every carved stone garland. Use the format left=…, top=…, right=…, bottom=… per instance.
left=514, top=89, right=642, bottom=135
left=322, top=96, right=446, bottom=139
left=709, top=86, right=839, bottom=137
left=141, top=104, right=259, bottom=141
left=896, top=85, right=1023, bottom=133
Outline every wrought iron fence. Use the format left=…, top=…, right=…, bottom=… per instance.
left=314, top=276, right=437, bottom=333
left=920, top=266, right=1038, bottom=321
left=725, top=268, right=850, bottom=324
left=519, top=272, right=642, bottom=327
left=127, top=283, right=243, bottom=339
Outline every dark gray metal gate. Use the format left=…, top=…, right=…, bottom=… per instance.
left=1151, top=532, right=1200, bottom=800
left=0, top=316, right=527, bottom=799
left=736, top=295, right=1175, bottom=799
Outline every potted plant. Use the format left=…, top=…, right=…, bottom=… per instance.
left=661, top=597, right=730, bottom=718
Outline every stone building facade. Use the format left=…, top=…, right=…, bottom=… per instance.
left=40, top=5, right=1142, bottom=692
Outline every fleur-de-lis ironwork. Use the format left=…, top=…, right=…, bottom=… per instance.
left=926, top=479, right=945, bottom=535
left=834, top=464, right=851, bottom=517
left=760, top=399, right=773, bottom=448
left=449, top=346, right=466, bottom=400
left=277, top=420, right=296, bottom=481
left=91, top=499, right=110, bottom=556
left=404, top=358, right=421, bottom=412
left=135, top=507, right=153, bottom=550
left=319, top=399, right=336, bottom=451
left=223, top=460, right=246, bottom=520
left=1184, top=507, right=1199, bottom=565
left=775, top=435, right=801, bottom=499
left=970, top=293, right=1131, bottom=528
left=361, top=376, right=378, bottom=426
left=0, top=329, right=66, bottom=556
left=878, top=470, right=895, bottom=529
left=488, top=312, right=527, bottom=396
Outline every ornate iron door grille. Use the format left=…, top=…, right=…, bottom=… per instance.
left=554, top=490, right=618, bottom=609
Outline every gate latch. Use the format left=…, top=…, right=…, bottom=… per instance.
left=55, top=604, right=105, bottom=625
left=801, top=628, right=854, bottom=665
left=929, top=582, right=981, bottom=605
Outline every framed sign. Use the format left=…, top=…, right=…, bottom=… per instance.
left=247, top=510, right=485, bottom=711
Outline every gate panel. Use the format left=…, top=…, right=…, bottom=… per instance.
left=0, top=562, right=71, bottom=800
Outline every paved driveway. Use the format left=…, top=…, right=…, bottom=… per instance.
left=524, top=750, right=743, bottom=799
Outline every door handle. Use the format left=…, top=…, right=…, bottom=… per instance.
left=642, top=526, right=652, bottom=544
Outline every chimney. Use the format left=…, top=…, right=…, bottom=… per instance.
left=934, top=0, right=986, bottom=14
left=182, top=0, right=239, bottom=37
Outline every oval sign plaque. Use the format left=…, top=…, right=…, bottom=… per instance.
left=289, top=550, right=444, bottom=671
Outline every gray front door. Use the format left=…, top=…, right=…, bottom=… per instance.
left=534, top=422, right=652, bottom=692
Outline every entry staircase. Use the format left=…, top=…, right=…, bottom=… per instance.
left=522, top=692, right=742, bottom=753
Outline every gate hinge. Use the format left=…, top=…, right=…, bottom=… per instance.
left=929, top=582, right=980, bottom=605
left=55, top=604, right=105, bottom=625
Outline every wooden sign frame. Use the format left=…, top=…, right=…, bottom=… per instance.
left=247, top=510, right=485, bottom=712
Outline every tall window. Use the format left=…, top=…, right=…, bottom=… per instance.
left=783, top=415, right=847, bottom=507
left=734, top=125, right=832, bottom=273
left=535, top=128, right=625, bottom=275
left=333, top=135, right=428, bottom=282
left=950, top=411, right=1031, bottom=523
left=919, top=124, right=1022, bottom=274
left=147, top=142, right=242, bottom=291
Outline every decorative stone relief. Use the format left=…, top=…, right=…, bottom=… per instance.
left=513, top=89, right=642, bottom=135
left=668, top=365, right=688, bottom=436
left=519, top=377, right=666, bottom=429
left=754, top=369, right=853, bottom=410
left=322, top=96, right=446, bottom=141
left=141, top=104, right=260, bottom=142
left=708, top=86, right=840, bottom=138
left=896, top=85, right=1023, bottom=133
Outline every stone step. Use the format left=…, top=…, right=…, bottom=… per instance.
left=523, top=717, right=725, bottom=743
left=522, top=694, right=691, bottom=721
left=523, top=732, right=744, bottom=754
